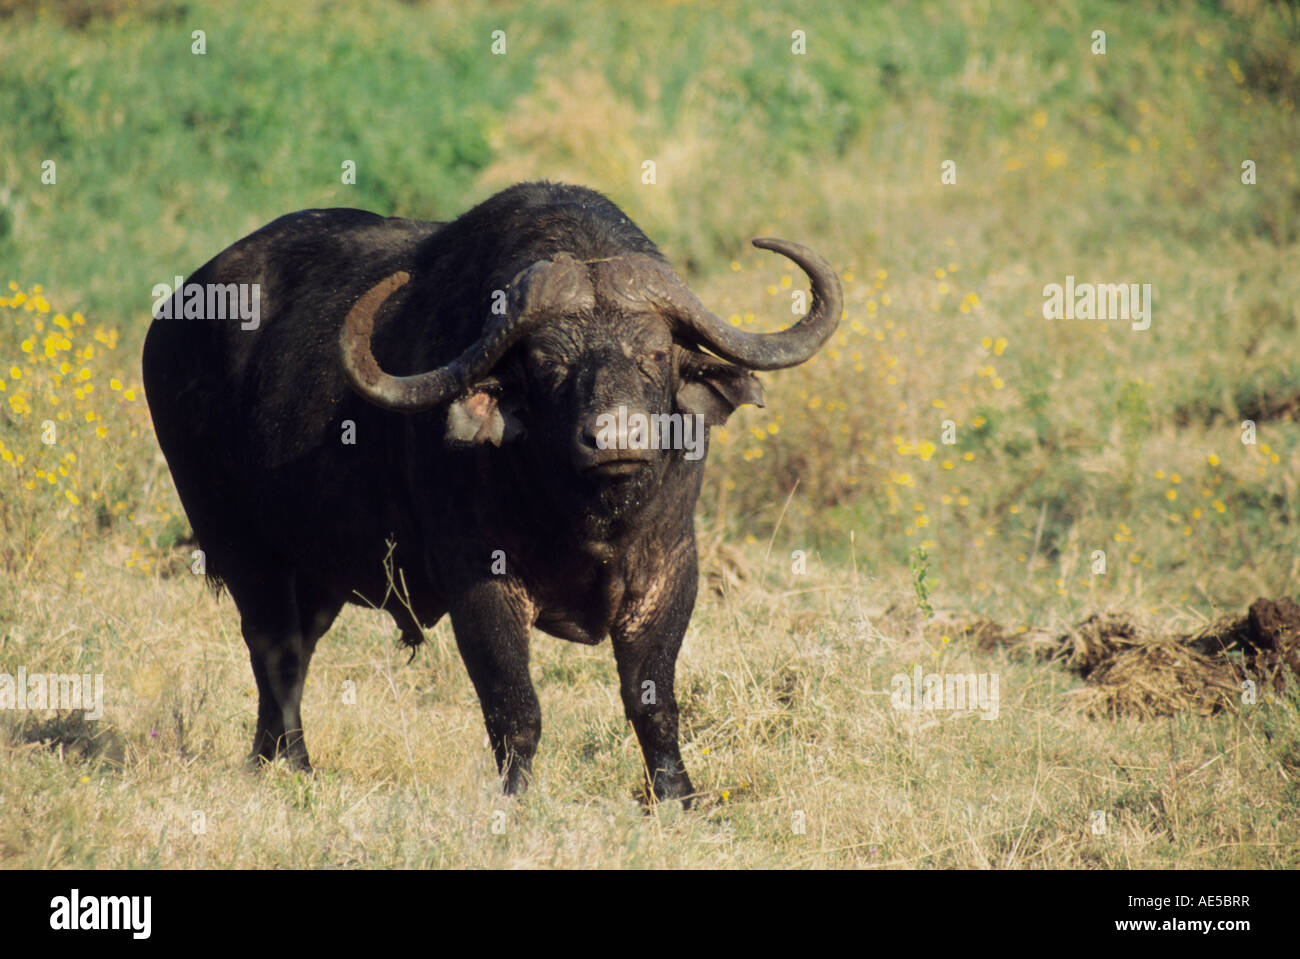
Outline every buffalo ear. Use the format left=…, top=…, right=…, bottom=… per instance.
left=675, top=351, right=764, bottom=427
left=445, top=381, right=525, bottom=446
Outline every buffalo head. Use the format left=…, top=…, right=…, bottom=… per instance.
left=338, top=239, right=843, bottom=522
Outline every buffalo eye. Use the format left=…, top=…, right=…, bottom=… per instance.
left=638, top=349, right=668, bottom=381
left=529, top=349, right=568, bottom=381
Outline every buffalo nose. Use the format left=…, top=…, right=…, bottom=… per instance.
left=576, top=408, right=655, bottom=471
left=578, top=414, right=603, bottom=451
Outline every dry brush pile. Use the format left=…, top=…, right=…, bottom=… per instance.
left=969, top=596, right=1300, bottom=719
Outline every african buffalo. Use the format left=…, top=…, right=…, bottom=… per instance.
left=142, top=181, right=841, bottom=805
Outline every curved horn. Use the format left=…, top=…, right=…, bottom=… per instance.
left=644, top=238, right=843, bottom=371
left=339, top=254, right=594, bottom=412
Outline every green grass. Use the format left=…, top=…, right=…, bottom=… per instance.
left=1, top=0, right=1298, bottom=867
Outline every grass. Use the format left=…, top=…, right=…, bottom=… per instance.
left=1, top=0, right=1299, bottom=867
left=3, top=544, right=1297, bottom=867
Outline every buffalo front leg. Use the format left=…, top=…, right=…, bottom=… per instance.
left=611, top=564, right=697, bottom=808
left=450, top=579, right=541, bottom=795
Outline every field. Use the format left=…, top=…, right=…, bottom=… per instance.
left=1, top=0, right=1299, bottom=868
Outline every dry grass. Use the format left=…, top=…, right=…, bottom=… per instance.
left=2, top=539, right=1297, bottom=868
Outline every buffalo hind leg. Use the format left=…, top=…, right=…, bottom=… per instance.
left=450, top=580, right=540, bottom=795
left=611, top=564, right=696, bottom=808
left=234, top=568, right=334, bottom=770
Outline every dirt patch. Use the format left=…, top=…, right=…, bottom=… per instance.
left=968, top=619, right=1010, bottom=653
left=973, top=597, right=1300, bottom=719
left=1240, top=389, right=1300, bottom=423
